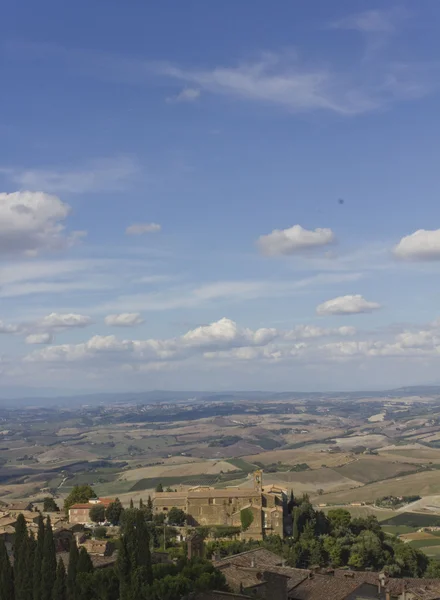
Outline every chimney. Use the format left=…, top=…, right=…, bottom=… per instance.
left=307, top=571, right=313, bottom=579
left=250, top=557, right=256, bottom=568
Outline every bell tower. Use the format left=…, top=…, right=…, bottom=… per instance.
left=253, top=470, right=263, bottom=492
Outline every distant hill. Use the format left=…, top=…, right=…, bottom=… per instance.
left=1, top=384, right=440, bottom=408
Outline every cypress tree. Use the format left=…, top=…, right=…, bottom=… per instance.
left=129, top=498, right=134, bottom=509
left=41, top=517, right=56, bottom=600
left=0, top=536, right=14, bottom=600
left=117, top=537, right=132, bottom=600
left=146, top=496, right=153, bottom=511
left=14, top=513, right=29, bottom=600
left=66, top=540, right=78, bottom=600
left=76, top=548, right=93, bottom=575
left=23, top=532, right=36, bottom=600
left=292, top=508, right=299, bottom=542
left=135, top=510, right=152, bottom=584
left=33, top=515, right=45, bottom=600
left=52, top=559, right=66, bottom=600
left=139, top=498, right=144, bottom=509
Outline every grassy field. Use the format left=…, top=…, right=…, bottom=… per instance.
left=319, top=505, right=396, bottom=522
left=316, top=470, right=440, bottom=503
left=381, top=525, right=417, bottom=535
left=381, top=512, right=440, bottom=528
left=332, top=457, right=420, bottom=484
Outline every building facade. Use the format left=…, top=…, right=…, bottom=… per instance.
left=153, top=471, right=285, bottom=540
left=68, top=497, right=114, bottom=524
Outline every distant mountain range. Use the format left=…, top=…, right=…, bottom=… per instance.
left=1, top=385, right=440, bottom=408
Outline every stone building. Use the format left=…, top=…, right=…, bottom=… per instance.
left=153, top=471, right=285, bottom=540
left=68, top=497, right=115, bottom=524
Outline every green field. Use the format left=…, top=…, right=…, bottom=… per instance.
left=333, top=459, right=420, bottom=484
left=227, top=458, right=257, bottom=472
left=381, top=512, right=440, bottom=528
left=381, top=525, right=417, bottom=535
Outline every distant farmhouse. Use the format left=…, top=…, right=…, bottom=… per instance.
left=68, top=497, right=114, bottom=524
left=153, top=470, right=285, bottom=539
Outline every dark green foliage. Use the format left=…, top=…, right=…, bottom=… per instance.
left=52, top=559, right=67, bottom=600
left=15, top=513, right=34, bottom=600
left=67, top=540, right=79, bottom=600
left=93, top=526, right=107, bottom=539
left=105, top=498, right=123, bottom=526
left=33, top=514, right=45, bottom=600
left=77, top=548, right=93, bottom=575
left=41, top=517, right=57, bottom=600
left=43, top=498, right=59, bottom=512
left=64, top=485, right=96, bottom=515
left=240, top=508, right=254, bottom=531
left=89, top=504, right=105, bottom=523
left=129, top=499, right=134, bottom=509
left=0, top=537, right=13, bottom=600
left=167, top=507, right=186, bottom=526
left=155, top=483, right=163, bottom=492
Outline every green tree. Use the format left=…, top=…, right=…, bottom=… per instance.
left=155, top=483, right=164, bottom=493
left=167, top=507, right=186, bottom=526
left=33, top=514, right=45, bottom=600
left=89, top=504, right=105, bottom=524
left=240, top=508, right=254, bottom=531
left=93, top=526, right=107, bottom=539
left=105, top=498, right=123, bottom=526
left=15, top=513, right=33, bottom=600
left=41, top=516, right=57, bottom=600
left=129, top=499, right=134, bottom=509
left=139, top=498, right=144, bottom=509
left=64, top=486, right=96, bottom=516
left=77, top=548, right=93, bottom=575
left=0, top=536, right=13, bottom=600
left=327, top=509, right=351, bottom=531
left=43, top=497, right=59, bottom=512
left=52, top=558, right=67, bottom=600
left=426, top=559, right=440, bottom=578
left=66, top=540, right=79, bottom=600
left=292, top=508, right=299, bottom=542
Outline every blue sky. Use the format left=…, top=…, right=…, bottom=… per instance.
left=1, top=1, right=440, bottom=395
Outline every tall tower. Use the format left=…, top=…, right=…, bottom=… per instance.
left=253, top=470, right=263, bottom=492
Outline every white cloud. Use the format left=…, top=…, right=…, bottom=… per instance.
left=257, top=224, right=335, bottom=256
left=166, top=88, right=200, bottom=103
left=393, top=229, right=440, bottom=261
left=37, top=313, right=92, bottom=329
left=161, top=51, right=430, bottom=116
left=316, top=294, right=381, bottom=315
left=25, top=333, right=53, bottom=345
left=332, top=8, right=405, bottom=33
left=105, top=313, right=144, bottom=327
left=125, top=222, right=161, bottom=235
left=2, top=156, right=138, bottom=194
left=0, top=191, right=81, bottom=257
left=0, top=321, right=18, bottom=334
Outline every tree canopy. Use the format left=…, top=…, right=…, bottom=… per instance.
left=64, top=485, right=96, bottom=515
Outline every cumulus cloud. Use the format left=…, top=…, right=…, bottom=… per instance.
left=0, top=191, right=82, bottom=257
left=316, top=294, right=381, bottom=315
left=393, top=229, right=440, bottom=261
left=257, top=225, right=335, bottom=256
left=105, top=313, right=144, bottom=327
left=25, top=333, right=53, bottom=345
left=0, top=321, right=19, bottom=334
left=125, top=222, right=161, bottom=235
left=37, top=313, right=92, bottom=329
left=166, top=88, right=200, bottom=103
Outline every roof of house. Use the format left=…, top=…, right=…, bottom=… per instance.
left=384, top=577, right=440, bottom=599
left=289, top=573, right=371, bottom=600
left=7, top=502, right=33, bottom=511
left=69, top=504, right=93, bottom=510
left=81, top=540, right=110, bottom=555
left=218, top=564, right=267, bottom=590
left=0, top=516, right=17, bottom=527
left=57, top=551, right=117, bottom=570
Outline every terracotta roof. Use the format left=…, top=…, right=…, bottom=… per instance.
left=266, top=566, right=309, bottom=591
left=213, top=548, right=284, bottom=569
left=69, top=504, right=93, bottom=510
left=218, top=564, right=267, bottom=591
left=289, top=573, right=371, bottom=600
left=384, top=577, right=440, bottom=599
left=57, top=551, right=117, bottom=570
